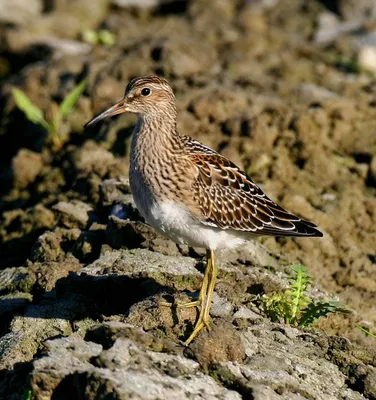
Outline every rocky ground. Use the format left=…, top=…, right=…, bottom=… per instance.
left=0, top=0, right=376, bottom=399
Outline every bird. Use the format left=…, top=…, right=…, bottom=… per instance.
left=85, top=75, right=323, bottom=345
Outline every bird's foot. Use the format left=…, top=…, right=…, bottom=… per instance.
left=159, top=299, right=200, bottom=309
left=161, top=249, right=217, bottom=346
left=184, top=312, right=211, bottom=346
left=159, top=295, right=211, bottom=345
left=159, top=292, right=201, bottom=309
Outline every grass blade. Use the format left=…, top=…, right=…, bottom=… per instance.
left=11, top=88, right=50, bottom=130
left=59, top=79, right=87, bottom=119
left=356, top=325, right=376, bottom=339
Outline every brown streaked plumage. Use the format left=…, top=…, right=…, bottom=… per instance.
left=85, top=75, right=323, bottom=345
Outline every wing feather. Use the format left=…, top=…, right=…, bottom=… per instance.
left=185, top=144, right=322, bottom=237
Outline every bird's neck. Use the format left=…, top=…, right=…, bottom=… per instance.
left=132, top=113, right=182, bottom=154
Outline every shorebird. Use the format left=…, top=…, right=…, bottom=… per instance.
left=85, top=75, right=323, bottom=345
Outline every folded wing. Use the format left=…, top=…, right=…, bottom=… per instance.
left=188, top=150, right=322, bottom=237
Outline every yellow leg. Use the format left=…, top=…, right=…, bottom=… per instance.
left=202, top=250, right=217, bottom=322
left=184, top=249, right=217, bottom=346
left=159, top=252, right=211, bottom=309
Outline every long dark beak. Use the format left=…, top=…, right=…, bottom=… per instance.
left=84, top=98, right=128, bottom=128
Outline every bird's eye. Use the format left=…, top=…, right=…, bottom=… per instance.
left=141, top=88, right=151, bottom=96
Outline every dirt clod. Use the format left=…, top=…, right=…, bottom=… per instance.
left=0, top=0, right=375, bottom=399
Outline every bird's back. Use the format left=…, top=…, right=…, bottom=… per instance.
left=180, top=135, right=323, bottom=238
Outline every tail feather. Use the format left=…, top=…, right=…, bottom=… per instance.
left=261, top=218, right=323, bottom=237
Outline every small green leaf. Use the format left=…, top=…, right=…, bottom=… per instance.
left=262, top=293, right=294, bottom=324
left=59, top=79, right=87, bottom=119
left=82, top=29, right=99, bottom=45
left=299, top=301, right=346, bottom=327
left=23, top=388, right=33, bottom=400
left=289, top=264, right=311, bottom=324
left=11, top=88, right=50, bottom=130
left=48, top=102, right=61, bottom=136
left=98, top=30, right=116, bottom=47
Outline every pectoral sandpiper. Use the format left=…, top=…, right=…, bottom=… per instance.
left=85, top=75, right=323, bottom=345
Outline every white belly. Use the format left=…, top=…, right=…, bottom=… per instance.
left=130, top=164, right=246, bottom=250
left=140, top=201, right=247, bottom=251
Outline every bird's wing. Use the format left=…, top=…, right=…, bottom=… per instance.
left=184, top=141, right=322, bottom=237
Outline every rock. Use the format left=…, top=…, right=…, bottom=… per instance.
left=72, top=225, right=106, bottom=262
left=0, top=205, right=56, bottom=269
left=53, top=248, right=203, bottom=331
left=36, top=38, right=92, bottom=58
left=222, top=327, right=366, bottom=400
left=11, top=149, right=44, bottom=190
left=30, top=337, right=103, bottom=399
left=189, top=86, right=249, bottom=123
left=111, top=0, right=158, bottom=7
left=4, top=0, right=108, bottom=52
left=21, top=317, right=373, bottom=400
left=364, top=368, right=376, bottom=398
left=190, top=320, right=246, bottom=366
left=72, top=141, right=115, bottom=177
left=358, top=45, right=376, bottom=74
left=106, top=216, right=180, bottom=255
left=0, top=292, right=32, bottom=317
left=99, top=177, right=132, bottom=208
left=162, top=37, right=219, bottom=78
left=0, top=0, right=42, bottom=25
left=125, top=294, right=198, bottom=339
left=336, top=0, right=376, bottom=21
left=53, top=200, right=93, bottom=229
left=85, top=321, right=179, bottom=352
left=30, top=229, right=81, bottom=262
left=314, top=12, right=362, bottom=46
left=210, top=292, right=233, bottom=318
left=1, top=244, right=375, bottom=399
left=296, top=83, right=338, bottom=104
left=27, top=257, right=81, bottom=292
left=0, top=266, right=32, bottom=293
left=233, top=306, right=264, bottom=325
left=30, top=334, right=242, bottom=400
left=2, top=2, right=376, bottom=400
left=0, top=295, right=88, bottom=370
left=82, top=248, right=201, bottom=290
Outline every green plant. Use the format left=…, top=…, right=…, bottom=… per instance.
left=23, top=388, right=33, bottom=400
left=82, top=29, right=116, bottom=47
left=335, top=55, right=361, bottom=74
left=12, top=79, right=87, bottom=149
left=356, top=325, right=376, bottom=339
left=262, top=265, right=346, bottom=327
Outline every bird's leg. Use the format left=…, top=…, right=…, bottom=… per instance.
left=184, top=249, right=216, bottom=346
left=202, top=249, right=217, bottom=322
left=159, top=251, right=211, bottom=309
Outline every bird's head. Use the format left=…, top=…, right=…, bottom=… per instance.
left=85, top=75, right=176, bottom=127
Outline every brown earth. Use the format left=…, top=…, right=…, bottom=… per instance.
left=0, top=0, right=376, bottom=399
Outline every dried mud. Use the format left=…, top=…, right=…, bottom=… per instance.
left=0, top=0, right=375, bottom=399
